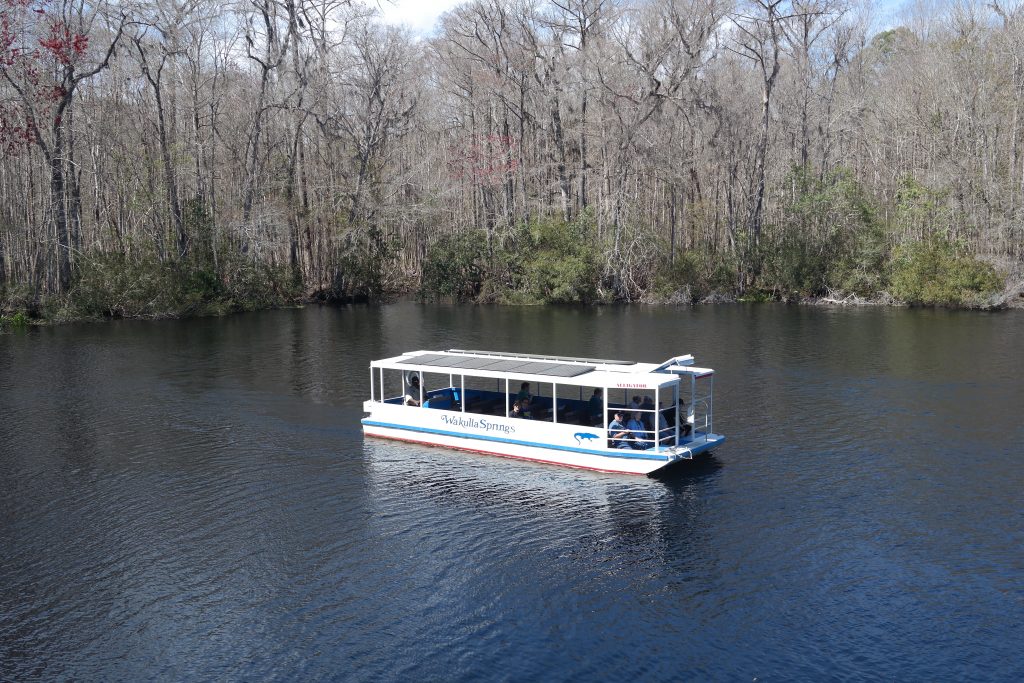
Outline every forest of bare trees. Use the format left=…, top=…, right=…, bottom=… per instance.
left=1, top=0, right=1021, bottom=319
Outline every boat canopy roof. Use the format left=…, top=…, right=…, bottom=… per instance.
left=371, top=349, right=714, bottom=390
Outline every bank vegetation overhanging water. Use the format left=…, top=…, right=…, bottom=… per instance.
left=2, top=0, right=1024, bottom=327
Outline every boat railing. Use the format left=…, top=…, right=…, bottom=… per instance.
left=691, top=398, right=712, bottom=436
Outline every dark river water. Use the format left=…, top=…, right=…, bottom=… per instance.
left=1, top=304, right=1022, bottom=680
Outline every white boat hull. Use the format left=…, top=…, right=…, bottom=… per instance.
left=362, top=403, right=723, bottom=476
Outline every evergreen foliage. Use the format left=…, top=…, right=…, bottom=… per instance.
left=761, top=167, right=885, bottom=298
left=420, top=231, right=489, bottom=302
left=889, top=238, right=1003, bottom=307
left=66, top=250, right=300, bottom=320
left=331, top=226, right=405, bottom=303
left=421, top=215, right=602, bottom=304
left=654, top=249, right=739, bottom=303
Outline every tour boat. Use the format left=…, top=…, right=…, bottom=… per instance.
left=361, top=349, right=724, bottom=476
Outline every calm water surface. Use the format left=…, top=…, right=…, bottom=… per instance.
left=1, top=304, right=1022, bottom=680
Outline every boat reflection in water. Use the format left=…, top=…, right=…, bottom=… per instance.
left=360, top=436, right=724, bottom=578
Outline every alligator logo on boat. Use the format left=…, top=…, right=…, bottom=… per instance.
left=574, top=432, right=600, bottom=445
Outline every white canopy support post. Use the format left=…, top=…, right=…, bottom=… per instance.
left=654, top=387, right=659, bottom=451
left=461, top=375, right=466, bottom=412
left=553, top=384, right=558, bottom=424
left=674, top=383, right=680, bottom=445
left=370, top=367, right=375, bottom=402
left=603, top=385, right=609, bottom=431
left=708, top=375, right=714, bottom=433
left=690, top=375, right=696, bottom=430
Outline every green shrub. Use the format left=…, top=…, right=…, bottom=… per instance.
left=69, top=250, right=300, bottom=319
left=512, top=215, right=601, bottom=304
left=761, top=166, right=883, bottom=299
left=888, top=238, right=1002, bottom=307
left=760, top=232, right=829, bottom=298
left=0, top=311, right=29, bottom=329
left=520, top=250, right=600, bottom=304
left=331, top=226, right=405, bottom=303
left=71, top=253, right=200, bottom=318
left=218, top=253, right=301, bottom=311
left=0, top=284, right=37, bottom=319
left=831, top=221, right=889, bottom=297
left=420, top=230, right=489, bottom=301
left=653, top=249, right=738, bottom=302
left=420, top=214, right=603, bottom=304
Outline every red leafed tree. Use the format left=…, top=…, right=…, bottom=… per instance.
left=0, top=0, right=124, bottom=293
left=448, top=134, right=520, bottom=188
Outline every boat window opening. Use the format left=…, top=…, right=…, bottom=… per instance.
left=514, top=381, right=554, bottom=422
left=688, top=373, right=714, bottom=436
left=380, top=368, right=418, bottom=405
left=551, top=383, right=600, bottom=427
left=575, top=384, right=604, bottom=427
left=416, top=371, right=462, bottom=410
left=619, top=390, right=659, bottom=450
left=460, top=375, right=508, bottom=416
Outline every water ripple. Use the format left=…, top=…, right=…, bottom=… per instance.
left=2, top=306, right=1023, bottom=680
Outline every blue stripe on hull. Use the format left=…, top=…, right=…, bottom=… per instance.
left=361, top=419, right=671, bottom=462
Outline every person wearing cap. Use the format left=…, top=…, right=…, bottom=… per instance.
left=607, top=411, right=631, bottom=449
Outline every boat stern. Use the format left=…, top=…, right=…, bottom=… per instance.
left=664, top=433, right=725, bottom=461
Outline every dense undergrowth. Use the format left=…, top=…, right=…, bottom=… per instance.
left=0, top=171, right=1012, bottom=326
left=409, top=221, right=1003, bottom=308
left=1, top=251, right=301, bottom=326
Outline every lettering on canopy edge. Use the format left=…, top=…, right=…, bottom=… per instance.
left=614, top=383, right=649, bottom=389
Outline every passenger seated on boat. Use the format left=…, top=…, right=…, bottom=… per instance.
left=640, top=395, right=655, bottom=431
left=404, top=375, right=421, bottom=406
left=626, top=416, right=651, bottom=450
left=608, top=411, right=631, bottom=449
left=512, top=398, right=532, bottom=419
left=657, top=402, right=673, bottom=444
left=629, top=395, right=642, bottom=421
left=516, top=382, right=532, bottom=404
left=678, top=397, right=693, bottom=437
left=588, top=389, right=603, bottom=426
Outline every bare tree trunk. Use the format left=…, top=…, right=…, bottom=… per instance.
left=552, top=97, right=572, bottom=222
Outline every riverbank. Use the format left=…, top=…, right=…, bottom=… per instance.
left=4, top=284, right=1021, bottom=332
left=3, top=223, right=1020, bottom=330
